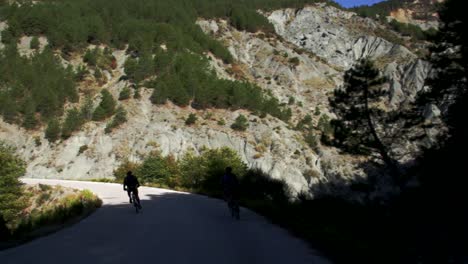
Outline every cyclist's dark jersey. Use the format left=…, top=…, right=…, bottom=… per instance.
left=221, top=173, right=239, bottom=197
left=124, top=175, right=140, bottom=189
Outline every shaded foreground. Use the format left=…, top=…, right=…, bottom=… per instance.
left=0, top=179, right=329, bottom=264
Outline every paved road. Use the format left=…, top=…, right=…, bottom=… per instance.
left=0, top=179, right=330, bottom=264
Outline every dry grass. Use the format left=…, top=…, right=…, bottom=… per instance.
left=3, top=184, right=101, bottom=247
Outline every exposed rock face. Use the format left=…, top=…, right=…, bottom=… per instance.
left=198, top=19, right=339, bottom=120
left=267, top=4, right=430, bottom=109
left=0, top=46, right=323, bottom=196
left=268, top=5, right=415, bottom=69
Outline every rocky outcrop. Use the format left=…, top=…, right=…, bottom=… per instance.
left=268, top=5, right=415, bottom=70
left=267, top=4, right=430, bottom=109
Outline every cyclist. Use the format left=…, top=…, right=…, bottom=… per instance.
left=123, top=171, right=142, bottom=209
left=221, top=167, right=239, bottom=216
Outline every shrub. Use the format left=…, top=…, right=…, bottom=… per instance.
left=296, top=114, right=312, bottom=131
left=93, top=68, right=103, bottom=80
left=105, top=106, right=127, bottom=133
left=30, top=37, right=40, bottom=50
left=62, top=108, right=84, bottom=139
left=93, top=89, right=116, bottom=121
left=74, top=65, right=88, bottom=82
left=0, top=142, right=26, bottom=237
left=83, top=48, right=98, bottom=66
left=217, top=118, right=226, bottom=126
left=45, top=119, right=61, bottom=142
left=231, top=114, right=248, bottom=131
left=113, top=159, right=141, bottom=183
left=78, top=145, right=88, bottom=155
left=304, top=131, right=319, bottom=149
left=179, top=147, right=247, bottom=194
left=119, top=87, right=131, bottom=101
left=288, top=57, right=300, bottom=67
left=185, top=113, right=197, bottom=126
left=136, top=152, right=180, bottom=186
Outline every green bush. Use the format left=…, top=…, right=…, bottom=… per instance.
left=288, top=57, right=300, bottom=67
left=179, top=147, right=247, bottom=194
left=136, top=152, right=180, bottom=186
left=45, top=118, right=61, bottom=142
left=217, top=118, right=226, bottom=126
left=62, top=108, right=84, bottom=139
left=296, top=114, right=312, bottom=131
left=93, top=89, right=116, bottom=121
left=78, top=145, right=88, bottom=155
left=30, top=36, right=40, bottom=50
left=83, top=48, right=98, bottom=67
left=74, top=64, right=88, bottom=81
left=304, top=131, right=319, bottom=149
left=93, top=68, right=103, bottom=80
left=185, top=113, right=197, bottom=126
left=105, top=105, right=127, bottom=133
left=113, top=159, right=141, bottom=183
left=119, top=87, right=131, bottom=101
left=0, top=142, right=26, bottom=237
left=231, top=114, right=249, bottom=131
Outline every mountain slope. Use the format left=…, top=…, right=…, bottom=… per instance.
left=0, top=1, right=440, bottom=199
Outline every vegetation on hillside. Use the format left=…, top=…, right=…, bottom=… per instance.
left=0, top=45, right=77, bottom=127
left=0, top=142, right=26, bottom=238
left=0, top=0, right=319, bottom=132
left=351, top=0, right=439, bottom=41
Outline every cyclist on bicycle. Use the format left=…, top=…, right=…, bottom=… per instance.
left=221, top=167, right=239, bottom=208
left=123, top=171, right=141, bottom=208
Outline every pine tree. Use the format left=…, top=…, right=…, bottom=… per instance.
left=93, top=89, right=116, bottom=121
left=0, top=142, right=26, bottom=238
left=62, top=108, right=84, bottom=139
left=45, top=118, right=61, bottom=142
left=329, top=59, right=398, bottom=171
left=231, top=114, right=249, bottom=131
left=30, top=36, right=40, bottom=50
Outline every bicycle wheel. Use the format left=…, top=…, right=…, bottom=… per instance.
left=132, top=193, right=139, bottom=213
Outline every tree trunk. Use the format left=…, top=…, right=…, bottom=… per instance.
left=363, top=83, right=402, bottom=184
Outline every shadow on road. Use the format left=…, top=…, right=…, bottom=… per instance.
left=1, top=188, right=326, bottom=264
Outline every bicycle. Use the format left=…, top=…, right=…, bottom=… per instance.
left=131, top=192, right=140, bottom=213
left=126, top=188, right=142, bottom=214
left=226, top=194, right=240, bottom=220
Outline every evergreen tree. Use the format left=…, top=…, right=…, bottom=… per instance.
left=62, top=108, right=84, bottom=139
left=329, top=59, right=398, bottom=171
left=22, top=100, right=38, bottom=130
left=231, top=114, right=249, bottom=131
left=45, top=118, right=61, bottom=142
left=30, top=36, right=40, bottom=50
left=105, top=105, right=127, bottom=133
left=119, top=87, right=131, bottom=101
left=93, top=89, right=116, bottom=121
left=0, top=142, right=26, bottom=238
left=185, top=113, right=197, bottom=126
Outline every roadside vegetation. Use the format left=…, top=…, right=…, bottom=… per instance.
left=0, top=141, right=101, bottom=249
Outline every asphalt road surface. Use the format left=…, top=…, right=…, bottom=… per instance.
left=0, top=179, right=330, bottom=264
